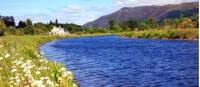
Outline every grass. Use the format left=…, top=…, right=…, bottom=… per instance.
left=0, top=35, right=79, bottom=87
left=0, top=33, right=114, bottom=87
left=120, top=29, right=199, bottom=40
left=0, top=29, right=198, bottom=87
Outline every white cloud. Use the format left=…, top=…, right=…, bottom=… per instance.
left=63, top=5, right=86, bottom=14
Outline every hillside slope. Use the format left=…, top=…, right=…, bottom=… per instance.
left=83, top=2, right=199, bottom=28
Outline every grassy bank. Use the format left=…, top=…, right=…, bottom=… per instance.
left=120, top=29, right=199, bottom=40
left=0, top=35, right=79, bottom=87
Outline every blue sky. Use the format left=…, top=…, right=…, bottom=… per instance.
left=0, top=0, right=198, bottom=25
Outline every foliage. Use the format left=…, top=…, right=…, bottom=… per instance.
left=120, top=29, right=198, bottom=40
left=0, top=19, right=6, bottom=29
left=0, top=29, right=4, bottom=36
left=17, top=21, right=26, bottom=29
left=0, top=16, right=15, bottom=27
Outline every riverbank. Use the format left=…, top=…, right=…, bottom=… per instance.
left=119, top=29, right=199, bottom=40
left=0, top=35, right=80, bottom=87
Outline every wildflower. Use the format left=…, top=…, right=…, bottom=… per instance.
left=10, top=77, right=14, bottom=79
left=16, top=79, right=21, bottom=83
left=5, top=53, right=10, bottom=58
left=62, top=71, right=72, bottom=77
left=21, top=63, right=26, bottom=68
left=60, top=67, right=66, bottom=72
left=16, top=61, right=23, bottom=65
left=36, top=71, right=40, bottom=75
left=31, top=80, right=45, bottom=87
left=39, top=59, right=45, bottom=63
left=11, top=68, right=17, bottom=73
left=73, top=83, right=77, bottom=87
left=0, top=57, right=3, bottom=61
left=46, top=80, right=54, bottom=87
left=43, top=67, right=47, bottom=70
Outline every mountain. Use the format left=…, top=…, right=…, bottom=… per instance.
left=83, top=2, right=199, bottom=28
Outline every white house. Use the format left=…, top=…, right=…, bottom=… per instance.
left=50, top=26, right=70, bottom=35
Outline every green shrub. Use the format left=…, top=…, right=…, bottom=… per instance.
left=0, top=29, right=4, bottom=36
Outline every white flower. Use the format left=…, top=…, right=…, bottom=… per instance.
left=0, top=57, right=3, bottom=61
left=73, top=83, right=77, bottom=87
left=5, top=53, right=10, bottom=58
left=31, top=80, right=45, bottom=87
left=46, top=80, right=54, bottom=87
left=16, top=79, right=21, bottom=83
left=36, top=71, right=40, bottom=75
left=11, top=68, right=17, bottom=73
left=63, top=71, right=72, bottom=77
left=60, top=67, right=66, bottom=72
left=9, top=77, right=14, bottom=80
left=21, top=63, right=26, bottom=68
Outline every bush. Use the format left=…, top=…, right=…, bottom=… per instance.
left=0, top=29, right=4, bottom=36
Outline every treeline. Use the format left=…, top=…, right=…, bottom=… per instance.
left=0, top=17, right=82, bottom=36
left=79, top=13, right=199, bottom=34
left=0, top=13, right=198, bottom=36
left=109, top=14, right=199, bottom=32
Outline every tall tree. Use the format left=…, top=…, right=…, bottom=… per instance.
left=0, top=19, right=6, bottom=29
left=0, top=19, right=6, bottom=36
left=126, top=19, right=139, bottom=30
left=23, top=19, right=34, bottom=34
left=17, top=21, right=26, bottom=29
left=146, top=17, right=158, bottom=29
left=55, top=19, right=59, bottom=26
left=26, top=19, right=32, bottom=27
left=109, top=19, right=116, bottom=30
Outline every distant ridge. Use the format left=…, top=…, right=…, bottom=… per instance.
left=83, top=2, right=199, bottom=28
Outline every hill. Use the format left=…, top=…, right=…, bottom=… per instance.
left=83, top=2, right=199, bottom=28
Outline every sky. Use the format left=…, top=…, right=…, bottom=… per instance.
left=0, top=0, right=198, bottom=25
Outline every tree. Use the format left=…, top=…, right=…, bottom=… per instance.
left=109, top=19, right=122, bottom=32
left=126, top=19, right=139, bottom=31
left=94, top=27, right=107, bottom=33
left=173, top=18, right=181, bottom=29
left=26, top=19, right=32, bottom=27
left=146, top=17, right=158, bottom=29
left=0, top=19, right=6, bottom=36
left=109, top=19, right=116, bottom=30
left=55, top=19, right=59, bottom=26
left=191, top=14, right=199, bottom=28
left=0, top=19, right=6, bottom=29
left=85, top=26, right=94, bottom=34
left=33, top=22, right=48, bottom=34
left=164, top=19, right=172, bottom=28
left=23, top=19, right=34, bottom=34
left=17, top=21, right=26, bottom=29
left=0, top=16, right=15, bottom=27
left=49, top=20, right=53, bottom=25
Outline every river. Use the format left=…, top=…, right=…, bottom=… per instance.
left=40, top=36, right=199, bottom=87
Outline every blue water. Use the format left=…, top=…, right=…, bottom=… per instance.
left=40, top=36, right=199, bottom=87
